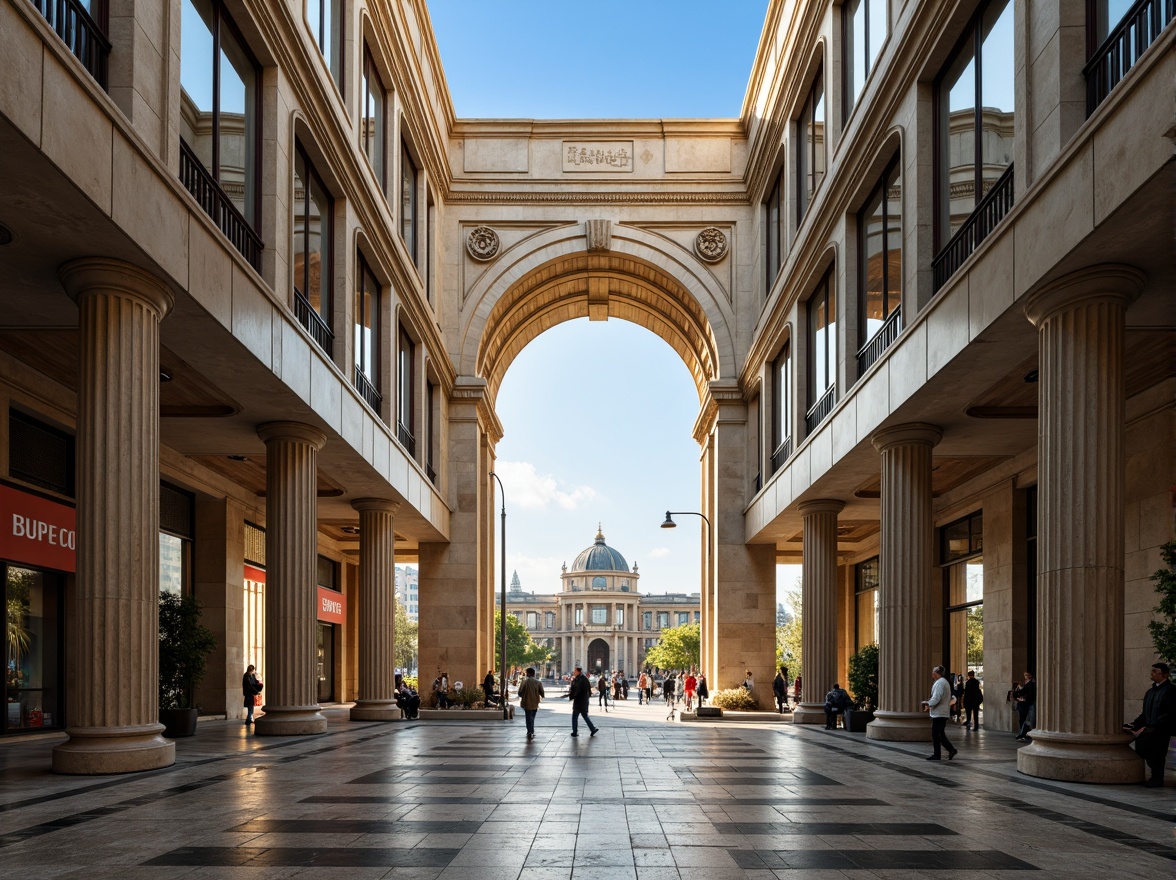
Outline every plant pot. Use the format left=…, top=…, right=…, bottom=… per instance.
left=843, top=708, right=874, bottom=732
left=160, top=707, right=199, bottom=738
left=696, top=706, right=723, bottom=718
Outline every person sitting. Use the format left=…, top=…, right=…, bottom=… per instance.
left=433, top=672, right=450, bottom=709
left=394, top=677, right=421, bottom=719
left=483, top=670, right=501, bottom=707
left=824, top=683, right=853, bottom=729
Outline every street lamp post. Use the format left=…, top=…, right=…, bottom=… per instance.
left=489, top=472, right=508, bottom=721
left=660, top=510, right=712, bottom=677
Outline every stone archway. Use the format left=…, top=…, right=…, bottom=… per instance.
left=588, top=638, right=610, bottom=674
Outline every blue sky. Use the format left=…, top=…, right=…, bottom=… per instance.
left=425, top=2, right=800, bottom=603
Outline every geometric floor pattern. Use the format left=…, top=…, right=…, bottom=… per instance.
left=1, top=698, right=1171, bottom=878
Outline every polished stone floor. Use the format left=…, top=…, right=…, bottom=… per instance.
left=0, top=697, right=1171, bottom=878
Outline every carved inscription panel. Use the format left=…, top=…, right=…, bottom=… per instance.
left=563, top=141, right=634, bottom=172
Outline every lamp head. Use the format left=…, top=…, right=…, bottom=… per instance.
left=661, top=511, right=676, bottom=529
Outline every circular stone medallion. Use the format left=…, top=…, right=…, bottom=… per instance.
left=695, top=227, right=729, bottom=262
left=466, top=226, right=500, bottom=261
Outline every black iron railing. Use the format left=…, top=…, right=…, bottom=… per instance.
left=353, top=366, right=381, bottom=411
left=294, top=288, right=334, bottom=357
left=805, top=387, right=836, bottom=435
left=770, top=438, right=792, bottom=474
left=397, top=420, right=416, bottom=457
left=34, top=0, right=110, bottom=88
left=179, top=139, right=262, bottom=269
left=933, top=164, right=1014, bottom=291
left=857, top=306, right=903, bottom=376
left=1085, top=0, right=1174, bottom=115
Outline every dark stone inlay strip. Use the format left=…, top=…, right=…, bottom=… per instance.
left=712, top=822, right=955, bottom=836
left=233, top=819, right=482, bottom=834
left=144, top=846, right=460, bottom=868
left=300, top=795, right=892, bottom=806
left=729, top=848, right=1037, bottom=871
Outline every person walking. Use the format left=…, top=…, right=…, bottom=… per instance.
left=517, top=667, right=545, bottom=741
left=663, top=673, right=677, bottom=707
left=823, top=683, right=852, bottom=729
left=962, top=670, right=983, bottom=730
left=793, top=675, right=802, bottom=706
left=567, top=666, right=598, bottom=737
left=773, top=667, right=789, bottom=714
left=1124, top=661, right=1176, bottom=788
left=1014, top=671, right=1036, bottom=741
left=696, top=673, right=709, bottom=707
left=683, top=672, right=697, bottom=712
left=921, top=665, right=957, bottom=760
left=637, top=671, right=649, bottom=705
left=242, top=664, right=262, bottom=725
left=597, top=671, right=610, bottom=710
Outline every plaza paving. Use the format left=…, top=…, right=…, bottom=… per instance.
left=0, top=697, right=1171, bottom=879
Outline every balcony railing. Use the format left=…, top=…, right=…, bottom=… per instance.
left=805, top=386, right=836, bottom=435
left=293, top=288, right=334, bottom=357
left=857, top=306, right=903, bottom=376
left=770, top=437, right=792, bottom=474
left=396, top=420, right=416, bottom=457
left=179, top=139, right=262, bottom=269
left=34, top=0, right=110, bottom=88
left=353, top=366, right=381, bottom=411
left=1085, top=0, right=1174, bottom=115
left=933, top=164, right=1014, bottom=291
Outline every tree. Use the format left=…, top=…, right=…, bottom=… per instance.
left=494, top=611, right=551, bottom=671
left=394, top=593, right=418, bottom=672
left=158, top=592, right=217, bottom=710
left=643, top=622, right=700, bottom=671
left=1149, top=540, right=1176, bottom=662
left=847, top=643, right=879, bottom=710
left=776, top=602, right=793, bottom=627
left=776, top=589, right=802, bottom=680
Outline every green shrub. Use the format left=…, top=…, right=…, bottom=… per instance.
left=710, top=688, right=758, bottom=710
left=848, top=643, right=879, bottom=710
left=452, top=686, right=484, bottom=708
left=1149, top=541, right=1176, bottom=662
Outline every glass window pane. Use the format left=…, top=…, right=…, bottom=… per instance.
left=862, top=186, right=885, bottom=340
left=884, top=165, right=902, bottom=317
left=293, top=153, right=308, bottom=297
left=979, top=0, right=1015, bottom=190
left=179, top=0, right=215, bottom=168
left=219, top=26, right=255, bottom=222
left=856, top=588, right=877, bottom=649
left=810, top=73, right=825, bottom=197
left=848, top=0, right=865, bottom=107
left=401, top=143, right=417, bottom=258
left=867, top=0, right=886, bottom=70
left=308, top=172, right=331, bottom=316
left=160, top=533, right=185, bottom=595
left=941, top=46, right=976, bottom=241
left=1095, top=0, right=1136, bottom=42
left=6, top=567, right=60, bottom=731
left=363, top=51, right=385, bottom=186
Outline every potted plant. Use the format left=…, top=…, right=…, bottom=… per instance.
left=158, top=592, right=216, bottom=738
left=844, top=643, right=878, bottom=732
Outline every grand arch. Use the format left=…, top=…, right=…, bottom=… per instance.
left=417, top=223, right=778, bottom=704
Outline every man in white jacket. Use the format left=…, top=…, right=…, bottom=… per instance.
left=921, top=665, right=958, bottom=761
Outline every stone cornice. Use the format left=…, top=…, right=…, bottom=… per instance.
left=693, top=380, right=747, bottom=443
left=450, top=377, right=504, bottom=444
left=445, top=191, right=751, bottom=206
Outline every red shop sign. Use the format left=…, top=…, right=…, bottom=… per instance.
left=317, top=586, right=346, bottom=624
left=0, top=484, right=77, bottom=573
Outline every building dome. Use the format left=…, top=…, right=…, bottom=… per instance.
left=570, top=526, right=629, bottom=572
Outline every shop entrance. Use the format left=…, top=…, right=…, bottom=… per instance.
left=316, top=622, right=335, bottom=703
left=5, top=565, right=62, bottom=732
left=587, top=638, right=610, bottom=674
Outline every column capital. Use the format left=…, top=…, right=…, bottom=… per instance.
left=257, top=421, right=327, bottom=450
left=871, top=423, right=942, bottom=453
left=352, top=498, right=402, bottom=515
left=59, top=257, right=175, bottom=319
left=797, top=499, right=845, bottom=517
left=1022, top=264, right=1145, bottom=328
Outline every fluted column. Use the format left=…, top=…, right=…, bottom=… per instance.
left=349, top=499, right=402, bottom=721
left=254, top=422, right=328, bottom=736
left=53, top=258, right=175, bottom=774
left=793, top=500, right=845, bottom=724
left=867, top=424, right=942, bottom=742
left=1017, top=265, right=1144, bottom=783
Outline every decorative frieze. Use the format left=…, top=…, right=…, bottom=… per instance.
left=466, top=226, right=500, bottom=261
left=563, top=141, right=633, bottom=172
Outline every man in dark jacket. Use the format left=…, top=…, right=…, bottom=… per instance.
left=1014, top=672, right=1036, bottom=741
left=483, top=670, right=500, bottom=707
left=823, top=683, right=852, bottom=729
left=773, top=667, right=789, bottom=713
left=567, top=666, right=598, bottom=737
left=1126, top=662, right=1176, bottom=788
left=962, top=670, right=983, bottom=730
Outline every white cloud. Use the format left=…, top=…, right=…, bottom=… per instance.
left=496, top=460, right=597, bottom=510
left=647, top=547, right=671, bottom=558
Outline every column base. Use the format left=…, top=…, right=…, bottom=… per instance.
left=1017, top=729, right=1144, bottom=784
left=792, top=702, right=827, bottom=725
left=253, top=705, right=328, bottom=736
left=52, top=724, right=175, bottom=775
left=866, top=710, right=932, bottom=741
left=349, top=701, right=403, bottom=721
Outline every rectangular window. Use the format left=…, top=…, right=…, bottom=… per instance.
left=9, top=410, right=74, bottom=497
left=765, top=166, right=785, bottom=290
left=677, top=612, right=689, bottom=625
left=857, top=157, right=902, bottom=374
left=843, top=0, right=886, bottom=117
left=400, top=140, right=418, bottom=264
left=317, top=554, right=339, bottom=591
left=397, top=326, right=415, bottom=456
left=592, top=607, right=606, bottom=625
left=616, top=608, right=624, bottom=627
left=855, top=556, right=880, bottom=650
left=306, top=0, right=343, bottom=89
left=643, top=611, right=652, bottom=631
left=361, top=45, right=386, bottom=189
left=425, top=380, right=437, bottom=483
left=658, top=611, right=669, bottom=629
left=293, top=142, right=334, bottom=355
left=796, top=65, right=826, bottom=223
left=354, top=255, right=381, bottom=410
left=4, top=565, right=63, bottom=732
left=178, top=0, right=261, bottom=264
left=935, top=0, right=1015, bottom=282
left=545, top=611, right=554, bottom=629
left=806, top=271, right=836, bottom=432
left=426, top=189, right=436, bottom=303
left=941, top=510, right=983, bottom=563
left=527, top=611, right=538, bottom=629
left=159, top=482, right=194, bottom=596
left=770, top=344, right=792, bottom=473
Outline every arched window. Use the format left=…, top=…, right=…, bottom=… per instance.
left=592, top=576, right=607, bottom=590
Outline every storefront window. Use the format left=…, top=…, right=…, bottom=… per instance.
left=5, top=566, right=61, bottom=732
left=316, top=622, right=334, bottom=702
left=855, top=556, right=880, bottom=650
left=942, top=511, right=984, bottom=690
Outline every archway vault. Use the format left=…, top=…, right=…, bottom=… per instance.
left=475, top=250, right=724, bottom=407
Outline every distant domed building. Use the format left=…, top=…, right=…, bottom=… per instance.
left=499, top=525, right=700, bottom=677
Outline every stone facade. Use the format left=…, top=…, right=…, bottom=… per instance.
left=0, top=0, right=1171, bottom=784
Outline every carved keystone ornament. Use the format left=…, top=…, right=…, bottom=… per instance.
left=466, top=226, right=500, bottom=261
left=694, top=227, right=729, bottom=263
